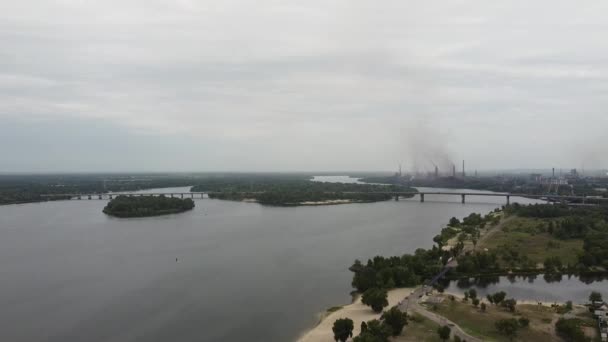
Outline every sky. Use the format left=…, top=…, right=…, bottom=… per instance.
left=1, top=1, right=607, bottom=173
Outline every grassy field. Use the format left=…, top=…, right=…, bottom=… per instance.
left=423, top=295, right=560, bottom=341
left=395, top=313, right=442, bottom=341
left=479, top=216, right=584, bottom=267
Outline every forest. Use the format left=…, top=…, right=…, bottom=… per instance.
left=102, top=195, right=195, bottom=217
left=192, top=177, right=416, bottom=205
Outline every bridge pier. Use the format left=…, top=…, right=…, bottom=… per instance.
left=395, top=195, right=399, bottom=201
left=98, top=195, right=102, bottom=200
left=170, top=194, right=173, bottom=198
left=109, top=194, right=113, bottom=199
left=201, top=193, right=204, bottom=199
left=461, top=194, right=465, bottom=204
left=87, top=195, right=91, bottom=200
left=181, top=194, right=184, bottom=199
left=420, top=193, right=425, bottom=203
left=506, top=195, right=510, bottom=205
left=77, top=196, right=82, bottom=200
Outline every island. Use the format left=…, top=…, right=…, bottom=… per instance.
left=191, top=178, right=417, bottom=206
left=102, top=195, right=195, bottom=217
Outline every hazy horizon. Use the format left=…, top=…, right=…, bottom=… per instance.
left=2, top=1, right=607, bottom=172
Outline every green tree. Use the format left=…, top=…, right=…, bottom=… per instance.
left=449, top=217, right=461, bottom=226
left=518, top=317, right=530, bottom=328
left=589, top=291, right=603, bottom=303
left=472, top=298, right=480, bottom=307
left=437, top=325, right=451, bottom=341
left=492, top=291, right=506, bottom=305
left=380, top=307, right=408, bottom=336
left=354, top=319, right=391, bottom=342
left=362, top=288, right=389, bottom=313
left=503, top=298, right=517, bottom=312
left=481, top=302, right=487, bottom=312
left=495, top=318, right=519, bottom=341
left=486, top=294, right=494, bottom=304
left=332, top=318, right=354, bottom=342
left=468, top=288, right=478, bottom=300
left=555, top=318, right=587, bottom=342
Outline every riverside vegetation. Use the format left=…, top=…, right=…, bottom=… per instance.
left=102, top=195, right=195, bottom=218
left=191, top=178, right=416, bottom=206
left=339, top=203, right=608, bottom=340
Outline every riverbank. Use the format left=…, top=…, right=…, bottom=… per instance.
left=297, top=288, right=414, bottom=342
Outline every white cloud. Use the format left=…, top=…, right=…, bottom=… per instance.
left=1, top=0, right=608, bottom=171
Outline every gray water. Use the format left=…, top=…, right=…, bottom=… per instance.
left=0, top=186, right=546, bottom=342
left=445, top=275, right=608, bottom=304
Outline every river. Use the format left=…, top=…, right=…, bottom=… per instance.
left=0, top=183, right=549, bottom=342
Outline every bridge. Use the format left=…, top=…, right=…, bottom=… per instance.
left=39, top=191, right=608, bottom=205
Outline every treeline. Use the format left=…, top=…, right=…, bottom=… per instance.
left=192, top=177, right=416, bottom=206
left=102, top=195, right=195, bottom=217
left=0, top=174, right=200, bottom=205
left=350, top=249, right=444, bottom=292
left=350, top=211, right=499, bottom=292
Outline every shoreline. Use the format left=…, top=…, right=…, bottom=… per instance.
left=296, top=288, right=414, bottom=342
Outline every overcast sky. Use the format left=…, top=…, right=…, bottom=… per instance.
left=1, top=1, right=607, bottom=172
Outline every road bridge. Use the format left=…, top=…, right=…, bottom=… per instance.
left=39, top=191, right=607, bottom=204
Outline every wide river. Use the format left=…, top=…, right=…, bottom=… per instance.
left=1, top=180, right=549, bottom=342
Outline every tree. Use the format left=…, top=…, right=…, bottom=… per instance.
left=589, top=291, right=603, bottom=303
left=486, top=294, right=494, bottom=304
left=503, top=298, right=517, bottom=312
left=518, top=317, right=530, bottom=328
left=472, top=298, right=480, bottom=307
left=555, top=318, right=587, bottom=342
left=354, top=319, right=391, bottom=342
left=481, top=302, right=487, bottom=312
left=437, top=326, right=451, bottom=341
left=468, top=288, right=478, bottom=300
left=332, top=318, right=354, bottom=342
left=492, top=291, right=506, bottom=305
left=362, top=288, right=389, bottom=313
left=449, top=217, right=461, bottom=226
left=463, top=290, right=469, bottom=301
left=495, top=318, right=519, bottom=341
left=380, top=307, right=408, bottom=336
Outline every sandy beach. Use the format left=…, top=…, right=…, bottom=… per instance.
left=297, top=288, right=414, bottom=342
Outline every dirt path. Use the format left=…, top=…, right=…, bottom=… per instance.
left=474, top=215, right=513, bottom=250
left=398, top=287, right=481, bottom=342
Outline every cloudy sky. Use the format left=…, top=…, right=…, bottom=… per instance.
left=1, top=1, right=607, bottom=172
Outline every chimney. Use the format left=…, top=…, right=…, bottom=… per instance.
left=462, top=160, right=465, bottom=178
left=452, top=164, right=456, bottom=178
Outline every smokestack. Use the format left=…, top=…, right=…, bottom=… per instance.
left=552, top=168, right=555, bottom=178
left=435, top=165, right=438, bottom=179
left=452, top=164, right=456, bottom=178
left=462, top=160, right=465, bottom=178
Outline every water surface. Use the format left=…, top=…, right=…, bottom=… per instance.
left=444, top=275, right=608, bottom=304
left=0, top=186, right=546, bottom=341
